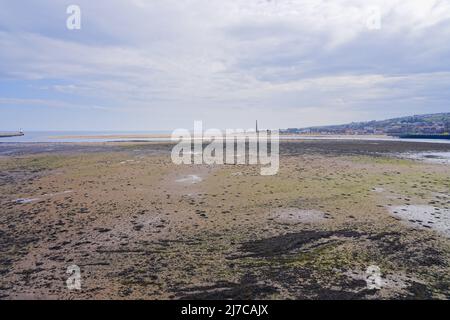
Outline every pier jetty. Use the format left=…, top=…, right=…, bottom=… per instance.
left=0, top=131, right=24, bottom=138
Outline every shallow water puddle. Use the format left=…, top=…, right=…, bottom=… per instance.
left=399, top=152, right=450, bottom=164
left=176, top=175, right=203, bottom=184
left=14, top=190, right=74, bottom=204
left=119, top=159, right=139, bottom=165
left=388, top=205, right=450, bottom=237
left=14, top=198, right=41, bottom=204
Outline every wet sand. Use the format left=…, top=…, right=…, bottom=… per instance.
left=49, top=133, right=389, bottom=141
left=0, top=140, right=449, bottom=300
left=49, top=134, right=172, bottom=140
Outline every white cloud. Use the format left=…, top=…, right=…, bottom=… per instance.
left=0, top=0, right=449, bottom=129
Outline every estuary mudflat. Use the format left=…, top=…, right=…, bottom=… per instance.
left=0, top=140, right=449, bottom=299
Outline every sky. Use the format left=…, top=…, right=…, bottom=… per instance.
left=0, top=0, right=449, bottom=131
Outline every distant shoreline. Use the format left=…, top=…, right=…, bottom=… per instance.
left=50, top=133, right=392, bottom=139
left=49, top=133, right=172, bottom=140
left=2, top=132, right=450, bottom=144
left=280, top=133, right=391, bottom=139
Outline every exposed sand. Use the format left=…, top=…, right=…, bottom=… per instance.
left=49, top=134, right=172, bottom=140
left=0, top=140, right=449, bottom=300
left=271, top=208, right=328, bottom=225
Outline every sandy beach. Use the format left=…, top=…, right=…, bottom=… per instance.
left=49, top=134, right=173, bottom=140
left=0, top=140, right=449, bottom=299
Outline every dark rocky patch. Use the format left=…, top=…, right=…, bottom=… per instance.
left=279, top=140, right=450, bottom=157
left=239, top=230, right=362, bottom=258
left=404, top=282, right=435, bottom=300
left=176, top=274, right=278, bottom=300
left=369, top=232, right=448, bottom=268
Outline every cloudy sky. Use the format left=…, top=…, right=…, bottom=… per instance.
left=0, top=0, right=449, bottom=131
